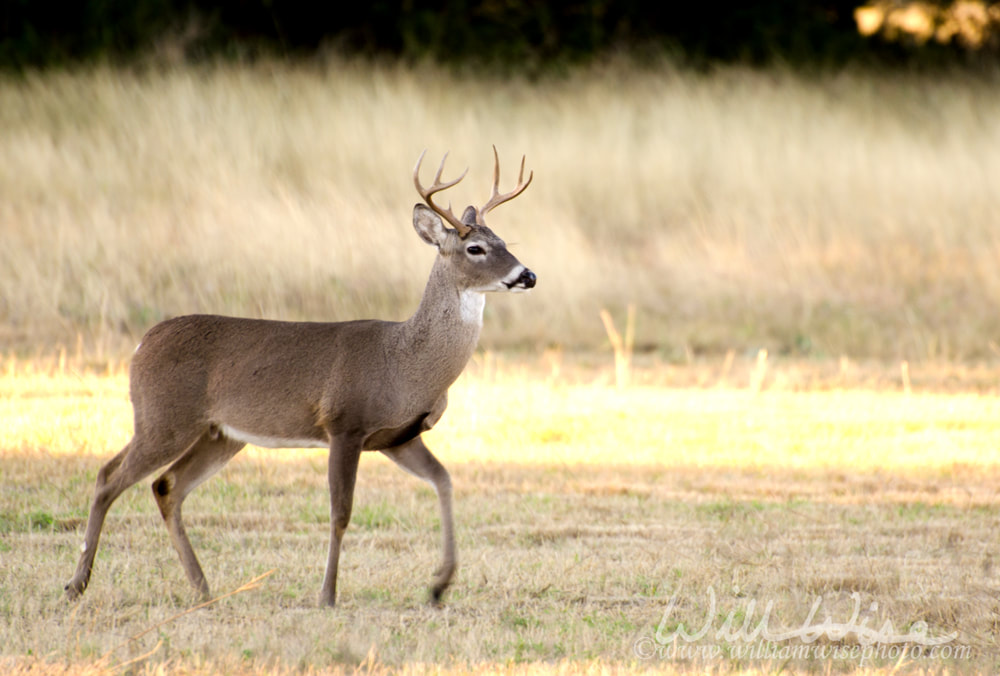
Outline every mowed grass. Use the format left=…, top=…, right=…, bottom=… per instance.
left=1, top=359, right=999, bottom=674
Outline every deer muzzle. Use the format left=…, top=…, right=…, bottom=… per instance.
left=506, top=268, right=536, bottom=291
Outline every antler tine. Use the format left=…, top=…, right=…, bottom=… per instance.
left=478, top=144, right=533, bottom=221
left=414, top=150, right=471, bottom=236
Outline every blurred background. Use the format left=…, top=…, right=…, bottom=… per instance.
left=2, top=1, right=999, bottom=364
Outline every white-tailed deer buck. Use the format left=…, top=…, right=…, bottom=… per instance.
left=65, top=147, right=535, bottom=607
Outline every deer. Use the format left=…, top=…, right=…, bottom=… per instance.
left=64, top=147, right=535, bottom=608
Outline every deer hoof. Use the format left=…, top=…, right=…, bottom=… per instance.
left=429, top=583, right=448, bottom=607
left=64, top=580, right=85, bottom=601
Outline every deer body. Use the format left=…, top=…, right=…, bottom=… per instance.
left=65, top=149, right=534, bottom=607
left=138, top=270, right=483, bottom=454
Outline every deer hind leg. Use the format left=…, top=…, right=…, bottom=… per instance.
left=65, top=428, right=202, bottom=601
left=381, top=436, right=456, bottom=605
left=151, top=432, right=245, bottom=600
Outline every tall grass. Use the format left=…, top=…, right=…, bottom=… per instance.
left=2, top=61, right=999, bottom=360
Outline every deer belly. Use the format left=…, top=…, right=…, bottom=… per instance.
left=217, top=423, right=329, bottom=449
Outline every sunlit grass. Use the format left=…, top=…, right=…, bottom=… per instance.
left=4, top=361, right=1000, bottom=476
left=440, top=380, right=1000, bottom=474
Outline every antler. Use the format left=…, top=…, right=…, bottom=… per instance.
left=477, top=145, right=533, bottom=226
left=413, top=150, right=472, bottom=237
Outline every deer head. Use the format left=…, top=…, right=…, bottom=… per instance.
left=412, top=147, right=536, bottom=293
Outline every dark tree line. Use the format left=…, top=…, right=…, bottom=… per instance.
left=2, top=0, right=997, bottom=71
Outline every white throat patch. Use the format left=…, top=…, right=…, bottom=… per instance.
left=459, top=290, right=486, bottom=326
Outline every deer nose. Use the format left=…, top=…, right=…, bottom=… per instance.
left=517, top=269, right=536, bottom=289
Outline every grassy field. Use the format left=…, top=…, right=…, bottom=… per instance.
left=2, top=59, right=1000, bottom=674
left=2, top=60, right=1000, bottom=360
left=1, top=357, right=999, bottom=674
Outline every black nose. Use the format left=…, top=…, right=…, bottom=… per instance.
left=518, top=269, right=536, bottom=289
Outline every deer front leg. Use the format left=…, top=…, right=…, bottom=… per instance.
left=319, top=433, right=362, bottom=608
left=381, top=436, right=456, bottom=605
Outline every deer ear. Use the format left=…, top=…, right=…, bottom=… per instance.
left=413, top=204, right=449, bottom=247
left=461, top=206, right=479, bottom=228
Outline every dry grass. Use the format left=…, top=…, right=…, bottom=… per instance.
left=1, top=358, right=999, bottom=674
left=3, top=58, right=1000, bottom=674
left=2, top=61, right=1000, bottom=360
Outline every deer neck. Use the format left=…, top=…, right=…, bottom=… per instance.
left=399, top=257, right=484, bottom=385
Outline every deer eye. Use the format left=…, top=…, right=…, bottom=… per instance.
left=466, top=245, right=486, bottom=256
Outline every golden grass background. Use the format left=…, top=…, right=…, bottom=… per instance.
left=2, top=60, right=1000, bottom=360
